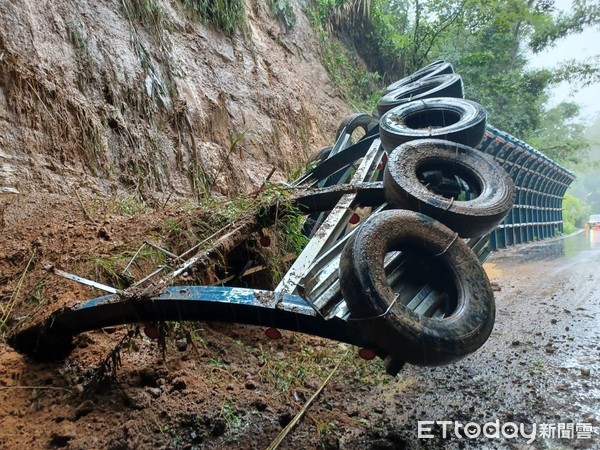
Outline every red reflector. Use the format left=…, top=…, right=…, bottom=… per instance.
left=382, top=154, right=388, bottom=163
left=144, top=325, right=160, bottom=340
left=376, top=163, right=383, bottom=170
left=358, top=348, right=376, bottom=360
left=265, top=328, right=282, bottom=339
left=259, top=235, right=271, bottom=247
left=349, top=214, right=360, bottom=225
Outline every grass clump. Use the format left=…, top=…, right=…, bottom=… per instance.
left=257, top=344, right=339, bottom=392
left=219, top=401, right=246, bottom=439
left=90, top=194, right=151, bottom=218
left=268, top=0, right=296, bottom=29
left=157, top=183, right=309, bottom=287
left=182, top=0, right=246, bottom=37
left=256, top=342, right=391, bottom=393
left=122, top=0, right=173, bottom=41
left=0, top=251, right=36, bottom=333
left=89, top=246, right=168, bottom=289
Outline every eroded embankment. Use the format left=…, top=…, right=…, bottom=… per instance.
left=0, top=0, right=351, bottom=197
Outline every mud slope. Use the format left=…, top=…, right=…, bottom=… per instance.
left=0, top=0, right=351, bottom=196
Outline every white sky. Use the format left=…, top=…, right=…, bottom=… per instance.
left=527, top=0, right=600, bottom=122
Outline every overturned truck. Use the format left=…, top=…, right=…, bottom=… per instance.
left=9, top=61, right=571, bottom=375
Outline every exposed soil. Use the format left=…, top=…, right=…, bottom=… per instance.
left=0, top=0, right=352, bottom=197
left=1, top=193, right=598, bottom=449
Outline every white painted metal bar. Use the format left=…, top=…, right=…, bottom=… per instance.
left=275, top=139, right=382, bottom=294
left=49, top=267, right=119, bottom=294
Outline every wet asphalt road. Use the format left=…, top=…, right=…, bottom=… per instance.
left=355, top=231, right=600, bottom=449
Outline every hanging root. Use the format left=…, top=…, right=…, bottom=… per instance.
left=84, top=327, right=140, bottom=394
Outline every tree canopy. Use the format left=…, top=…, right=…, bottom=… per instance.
left=527, top=102, right=590, bottom=165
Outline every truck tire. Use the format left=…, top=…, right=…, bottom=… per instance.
left=385, top=61, right=454, bottom=93
left=335, top=113, right=378, bottom=142
left=339, top=209, right=495, bottom=366
left=383, top=139, right=515, bottom=237
left=379, top=98, right=487, bottom=151
left=377, top=74, right=464, bottom=116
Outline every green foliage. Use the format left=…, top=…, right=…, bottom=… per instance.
left=306, top=1, right=383, bottom=110
left=436, top=3, right=551, bottom=138
left=122, top=0, right=173, bottom=41
left=562, top=192, right=592, bottom=233
left=458, top=62, right=552, bottom=139
left=527, top=102, right=590, bottom=166
left=89, top=246, right=167, bottom=289
left=268, top=202, right=309, bottom=281
left=569, top=177, right=600, bottom=221
left=220, top=402, right=244, bottom=435
left=268, top=0, right=296, bottom=28
left=308, top=0, right=408, bottom=83
left=326, top=0, right=373, bottom=30
left=529, top=0, right=600, bottom=53
left=552, top=55, right=600, bottom=87
left=182, top=0, right=246, bottom=37
left=365, top=0, right=410, bottom=78
left=276, top=209, right=309, bottom=256
left=402, top=0, right=478, bottom=72
left=90, top=194, right=151, bottom=217
left=570, top=116, right=600, bottom=212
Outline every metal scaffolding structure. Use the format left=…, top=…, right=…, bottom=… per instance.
left=478, top=125, right=576, bottom=249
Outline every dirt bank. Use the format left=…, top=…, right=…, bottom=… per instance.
left=0, top=0, right=351, bottom=197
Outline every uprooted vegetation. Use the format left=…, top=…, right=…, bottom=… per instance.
left=82, top=184, right=311, bottom=292
left=1, top=174, right=321, bottom=335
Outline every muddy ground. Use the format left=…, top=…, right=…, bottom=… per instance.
left=0, top=194, right=598, bottom=449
